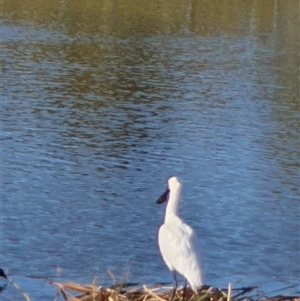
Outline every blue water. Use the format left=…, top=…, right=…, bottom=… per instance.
left=1, top=19, right=299, bottom=300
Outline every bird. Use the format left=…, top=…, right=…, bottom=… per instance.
left=0, top=268, right=7, bottom=280
left=0, top=268, right=7, bottom=293
left=156, top=176, right=202, bottom=301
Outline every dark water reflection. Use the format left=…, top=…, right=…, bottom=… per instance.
left=1, top=2, right=299, bottom=299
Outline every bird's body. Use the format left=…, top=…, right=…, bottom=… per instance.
left=158, top=216, right=202, bottom=292
left=156, top=177, right=202, bottom=297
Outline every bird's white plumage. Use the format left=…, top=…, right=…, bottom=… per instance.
left=157, top=177, right=202, bottom=293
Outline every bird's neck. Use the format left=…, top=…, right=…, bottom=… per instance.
left=165, top=187, right=181, bottom=221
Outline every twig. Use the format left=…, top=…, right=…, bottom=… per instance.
left=227, top=283, right=232, bottom=301
left=233, top=286, right=256, bottom=298
left=142, top=285, right=167, bottom=301
left=7, top=277, right=31, bottom=301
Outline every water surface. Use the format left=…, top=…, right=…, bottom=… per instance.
left=1, top=1, right=299, bottom=299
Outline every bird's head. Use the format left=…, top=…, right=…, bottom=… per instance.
left=156, top=176, right=182, bottom=204
left=167, top=176, right=181, bottom=190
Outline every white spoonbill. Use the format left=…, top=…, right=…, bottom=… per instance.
left=156, top=176, right=202, bottom=300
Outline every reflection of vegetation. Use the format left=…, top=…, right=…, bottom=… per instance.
left=2, top=0, right=299, bottom=38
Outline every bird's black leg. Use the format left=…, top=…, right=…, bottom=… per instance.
left=182, top=278, right=187, bottom=301
left=170, top=271, right=178, bottom=301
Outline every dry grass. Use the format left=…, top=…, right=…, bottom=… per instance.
left=1, top=270, right=299, bottom=301
left=49, top=281, right=300, bottom=301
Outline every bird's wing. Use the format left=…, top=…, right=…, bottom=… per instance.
left=158, top=219, right=202, bottom=288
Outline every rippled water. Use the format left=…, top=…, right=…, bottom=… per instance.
left=1, top=17, right=299, bottom=299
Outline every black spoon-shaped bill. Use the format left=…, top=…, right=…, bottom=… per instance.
left=156, top=188, right=170, bottom=204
